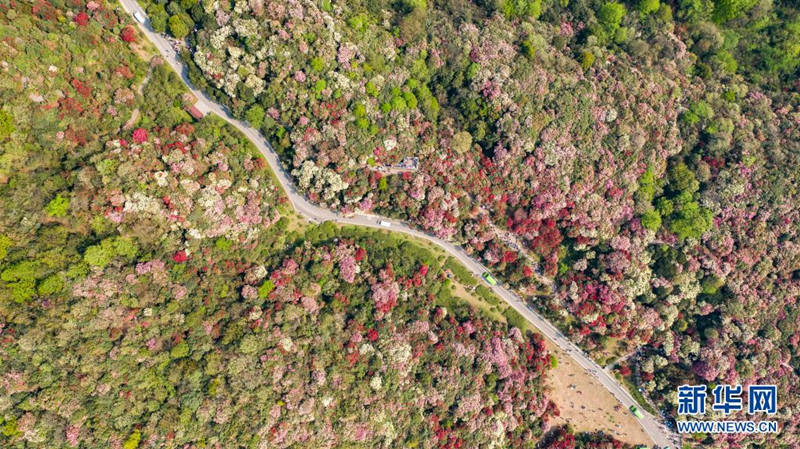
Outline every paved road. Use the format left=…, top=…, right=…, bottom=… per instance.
left=119, top=2, right=678, bottom=447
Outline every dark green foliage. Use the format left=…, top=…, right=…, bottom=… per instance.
left=147, top=3, right=169, bottom=33
left=668, top=191, right=712, bottom=239
left=712, top=0, right=758, bottom=24
left=245, top=105, right=265, bottom=129
left=168, top=14, right=190, bottom=38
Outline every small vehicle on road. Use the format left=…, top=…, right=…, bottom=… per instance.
left=629, top=405, right=644, bottom=419
left=482, top=272, right=498, bottom=286
left=133, top=11, right=146, bottom=23
left=378, top=220, right=392, bottom=228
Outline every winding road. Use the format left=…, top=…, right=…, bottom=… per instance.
left=119, top=2, right=678, bottom=447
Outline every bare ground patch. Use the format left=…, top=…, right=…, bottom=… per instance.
left=545, top=339, right=652, bottom=446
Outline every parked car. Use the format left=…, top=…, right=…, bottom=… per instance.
left=482, top=272, right=498, bottom=286
left=133, top=11, right=146, bottom=23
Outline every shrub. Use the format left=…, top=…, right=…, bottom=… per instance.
left=499, top=0, right=542, bottom=19
left=121, top=26, right=137, bottom=43
left=0, top=235, right=11, bottom=260
left=598, top=2, right=627, bottom=31
left=669, top=198, right=712, bottom=239
left=0, top=110, right=14, bottom=139
left=313, top=79, right=327, bottom=95
left=258, top=279, right=275, bottom=298
left=245, top=105, right=265, bottom=129
left=37, top=274, right=64, bottom=296
left=168, top=15, right=190, bottom=39
left=638, top=0, right=660, bottom=15
left=641, top=209, right=662, bottom=231
left=580, top=50, right=596, bottom=70
left=170, top=341, right=189, bottom=359
left=123, top=430, right=141, bottom=449
left=83, top=237, right=138, bottom=268
left=45, top=194, right=70, bottom=217
left=347, top=13, right=369, bottom=32
left=712, top=0, right=758, bottom=24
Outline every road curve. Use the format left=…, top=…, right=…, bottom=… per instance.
left=118, top=2, right=677, bottom=447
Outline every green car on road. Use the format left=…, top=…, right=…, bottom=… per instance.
left=629, top=405, right=644, bottom=419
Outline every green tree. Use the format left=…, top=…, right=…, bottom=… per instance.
left=147, top=4, right=168, bottom=33
left=37, top=274, right=64, bottom=296
left=451, top=131, right=473, bottom=154
left=636, top=166, right=657, bottom=203
left=580, top=50, right=596, bottom=70
left=45, top=194, right=70, bottom=217
left=598, top=2, right=627, bottom=31
left=499, top=0, right=543, bottom=19
left=639, top=0, right=660, bottom=15
left=313, top=79, right=327, bottom=95
left=667, top=162, right=700, bottom=195
left=0, top=110, right=14, bottom=139
left=712, top=0, right=758, bottom=24
left=1, top=260, right=39, bottom=302
left=123, top=430, right=141, bottom=449
left=170, top=341, right=190, bottom=359
left=245, top=105, right=265, bottom=129
left=641, top=209, right=662, bottom=231
left=0, top=235, right=12, bottom=261
left=347, top=13, right=369, bottom=32
left=168, top=15, right=190, bottom=38
left=258, top=279, right=275, bottom=298
left=668, top=192, right=712, bottom=239
left=83, top=237, right=138, bottom=268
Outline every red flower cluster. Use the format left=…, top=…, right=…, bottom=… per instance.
left=121, top=26, right=136, bottom=43
left=71, top=78, right=91, bottom=97
left=354, top=247, right=366, bottom=262
left=132, top=128, right=148, bottom=144
left=172, top=250, right=188, bottom=263
left=74, top=12, right=89, bottom=27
